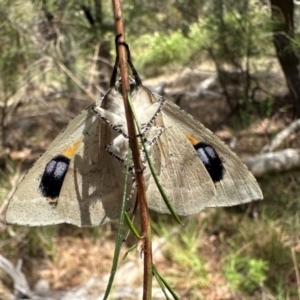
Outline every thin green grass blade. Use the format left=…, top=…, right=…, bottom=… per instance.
left=153, top=267, right=171, bottom=300
left=124, top=212, right=141, bottom=239
left=142, top=142, right=183, bottom=225
left=103, top=154, right=131, bottom=300
left=153, top=266, right=180, bottom=300
left=127, top=91, right=183, bottom=225
left=122, top=244, right=138, bottom=260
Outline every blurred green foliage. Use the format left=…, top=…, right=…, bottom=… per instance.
left=0, top=0, right=278, bottom=135
left=223, top=255, right=268, bottom=293
left=0, top=0, right=274, bottom=94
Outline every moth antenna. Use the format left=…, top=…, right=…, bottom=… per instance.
left=118, top=40, right=142, bottom=86
left=110, top=34, right=122, bottom=87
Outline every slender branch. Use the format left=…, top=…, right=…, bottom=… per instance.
left=111, top=1, right=153, bottom=299
left=261, top=118, right=300, bottom=153
left=0, top=254, right=31, bottom=297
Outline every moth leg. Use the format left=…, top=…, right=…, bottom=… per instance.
left=139, top=97, right=166, bottom=136
left=142, top=126, right=165, bottom=148
left=93, top=92, right=165, bottom=141
left=104, top=141, right=137, bottom=201
left=104, top=134, right=129, bottom=163
left=105, top=141, right=146, bottom=175
left=94, top=104, right=161, bottom=142
left=135, top=126, right=165, bottom=171
left=105, top=143, right=126, bottom=165
left=92, top=105, right=131, bottom=139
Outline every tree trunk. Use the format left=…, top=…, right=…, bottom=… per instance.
left=270, top=0, right=300, bottom=117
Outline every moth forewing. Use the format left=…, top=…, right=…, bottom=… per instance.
left=161, top=100, right=263, bottom=208
left=6, top=98, right=135, bottom=227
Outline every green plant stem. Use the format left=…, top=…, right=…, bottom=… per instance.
left=102, top=155, right=131, bottom=300
left=125, top=212, right=141, bottom=239
left=153, top=266, right=180, bottom=300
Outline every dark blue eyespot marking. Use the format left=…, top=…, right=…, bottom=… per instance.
left=194, top=142, right=225, bottom=182
left=39, top=155, right=70, bottom=200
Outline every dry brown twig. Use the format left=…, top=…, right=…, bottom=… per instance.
left=245, top=118, right=300, bottom=176
left=0, top=254, right=31, bottom=298
left=262, top=118, right=300, bottom=153
left=111, top=1, right=153, bottom=299
left=245, top=148, right=300, bottom=177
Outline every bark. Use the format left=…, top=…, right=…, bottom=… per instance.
left=270, top=0, right=300, bottom=117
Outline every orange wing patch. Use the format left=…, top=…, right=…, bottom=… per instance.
left=185, top=133, right=201, bottom=146
left=62, top=139, right=82, bottom=159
